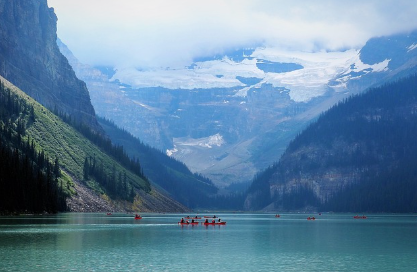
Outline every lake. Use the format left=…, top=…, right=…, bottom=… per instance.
left=1, top=213, right=417, bottom=271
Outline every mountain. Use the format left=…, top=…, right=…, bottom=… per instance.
left=245, top=74, right=417, bottom=213
left=0, top=75, right=187, bottom=213
left=60, top=30, right=417, bottom=188
left=0, top=0, right=190, bottom=213
left=0, top=0, right=101, bottom=132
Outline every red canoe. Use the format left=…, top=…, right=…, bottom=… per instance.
left=178, top=222, right=199, bottom=225
left=202, top=222, right=226, bottom=225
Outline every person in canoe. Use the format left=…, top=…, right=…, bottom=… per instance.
left=218, top=218, right=221, bottom=222
left=191, top=219, right=195, bottom=223
left=212, top=219, right=215, bottom=223
left=180, top=218, right=185, bottom=223
left=205, top=219, right=209, bottom=223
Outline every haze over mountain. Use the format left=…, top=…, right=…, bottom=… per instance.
left=50, top=1, right=417, bottom=69
left=50, top=1, right=417, bottom=188
left=59, top=30, right=417, bottom=188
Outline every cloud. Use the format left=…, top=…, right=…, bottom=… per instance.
left=48, top=0, right=417, bottom=68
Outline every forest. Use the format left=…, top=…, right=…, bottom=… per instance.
left=247, top=74, right=417, bottom=212
left=0, top=82, right=67, bottom=214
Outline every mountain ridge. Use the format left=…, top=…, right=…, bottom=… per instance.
left=0, top=0, right=101, bottom=132
left=245, top=74, right=417, bottom=212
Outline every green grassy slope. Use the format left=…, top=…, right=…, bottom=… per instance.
left=0, top=75, right=187, bottom=212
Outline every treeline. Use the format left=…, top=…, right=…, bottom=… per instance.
left=83, top=156, right=135, bottom=201
left=53, top=108, right=151, bottom=193
left=322, top=159, right=417, bottom=212
left=245, top=165, right=276, bottom=210
left=207, top=192, right=246, bottom=210
left=0, top=82, right=67, bottom=214
left=98, top=117, right=192, bottom=175
left=276, top=186, right=320, bottom=211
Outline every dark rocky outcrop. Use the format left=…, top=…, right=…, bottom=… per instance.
left=0, top=0, right=101, bottom=132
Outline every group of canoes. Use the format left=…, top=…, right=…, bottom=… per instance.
left=178, top=216, right=226, bottom=225
left=108, top=213, right=368, bottom=222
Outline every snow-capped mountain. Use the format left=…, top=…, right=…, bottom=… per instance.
left=60, top=30, right=417, bottom=188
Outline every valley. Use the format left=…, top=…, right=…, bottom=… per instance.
left=60, top=32, right=417, bottom=187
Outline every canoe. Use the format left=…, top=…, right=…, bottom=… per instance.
left=202, top=222, right=226, bottom=225
left=203, top=216, right=218, bottom=218
left=178, top=222, right=199, bottom=225
left=185, top=217, right=201, bottom=219
left=353, top=215, right=367, bottom=219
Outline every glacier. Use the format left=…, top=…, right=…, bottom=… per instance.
left=111, top=47, right=389, bottom=103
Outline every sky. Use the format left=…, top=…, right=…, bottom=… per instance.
left=48, top=0, right=417, bottom=69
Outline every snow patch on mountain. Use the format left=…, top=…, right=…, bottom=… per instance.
left=333, top=55, right=390, bottom=89
left=167, top=133, right=225, bottom=156
left=408, top=43, right=417, bottom=52
left=253, top=48, right=359, bottom=101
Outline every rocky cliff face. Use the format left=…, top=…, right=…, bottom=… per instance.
left=0, top=0, right=101, bottom=132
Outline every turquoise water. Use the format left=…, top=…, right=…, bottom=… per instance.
left=1, top=213, right=417, bottom=271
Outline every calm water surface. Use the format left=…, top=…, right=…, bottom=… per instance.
left=1, top=213, right=417, bottom=271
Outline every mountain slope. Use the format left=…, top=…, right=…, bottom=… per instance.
left=98, top=117, right=219, bottom=209
left=0, top=0, right=101, bottom=132
left=0, top=75, right=187, bottom=212
left=245, top=74, right=417, bottom=212
left=0, top=79, right=66, bottom=214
